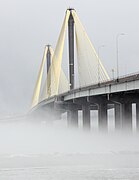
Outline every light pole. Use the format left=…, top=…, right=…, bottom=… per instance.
left=112, top=69, right=115, bottom=80
left=116, top=33, right=125, bottom=79
left=98, top=45, right=105, bottom=83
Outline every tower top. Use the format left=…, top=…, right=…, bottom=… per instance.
left=67, top=8, right=75, bottom=12
left=45, top=44, right=51, bottom=49
left=68, top=8, right=74, bottom=10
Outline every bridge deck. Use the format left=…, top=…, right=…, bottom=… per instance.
left=35, top=72, right=139, bottom=108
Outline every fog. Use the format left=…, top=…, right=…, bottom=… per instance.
left=0, top=119, right=139, bottom=155
left=0, top=0, right=139, bottom=178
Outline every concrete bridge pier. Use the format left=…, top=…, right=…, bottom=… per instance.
left=114, top=103, right=122, bottom=130
left=136, top=103, right=139, bottom=130
left=121, top=103, right=132, bottom=131
left=98, top=103, right=108, bottom=131
left=82, top=105, right=91, bottom=130
left=67, top=110, right=78, bottom=128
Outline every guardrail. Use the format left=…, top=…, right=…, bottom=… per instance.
left=59, top=72, right=139, bottom=97
left=38, top=71, right=139, bottom=106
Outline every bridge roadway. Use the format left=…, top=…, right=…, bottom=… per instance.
left=34, top=72, right=139, bottom=131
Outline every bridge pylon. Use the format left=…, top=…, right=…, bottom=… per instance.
left=46, top=45, right=51, bottom=73
left=68, top=8, right=75, bottom=90
left=31, top=44, right=53, bottom=108
left=46, top=45, right=52, bottom=97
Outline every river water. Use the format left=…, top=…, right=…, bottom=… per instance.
left=0, top=153, right=139, bottom=179
left=0, top=120, right=139, bottom=179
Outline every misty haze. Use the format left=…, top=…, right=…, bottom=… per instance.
left=0, top=0, right=139, bottom=179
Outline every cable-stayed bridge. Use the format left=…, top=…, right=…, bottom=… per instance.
left=30, top=9, right=139, bottom=131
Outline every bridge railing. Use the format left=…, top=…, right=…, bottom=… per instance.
left=57, top=71, right=139, bottom=97
left=37, top=71, right=139, bottom=106
left=115, top=71, right=139, bottom=80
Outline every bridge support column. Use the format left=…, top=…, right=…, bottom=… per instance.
left=67, top=110, right=78, bottom=128
left=98, top=103, right=108, bottom=131
left=121, top=103, right=132, bottom=131
left=114, top=103, right=121, bottom=130
left=82, top=105, right=90, bottom=130
left=136, top=103, right=139, bottom=131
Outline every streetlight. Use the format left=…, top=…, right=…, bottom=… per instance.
left=98, top=45, right=105, bottom=83
left=112, top=69, right=115, bottom=80
left=116, top=33, right=125, bottom=79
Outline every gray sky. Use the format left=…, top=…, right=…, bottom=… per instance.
left=0, top=0, right=139, bottom=116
